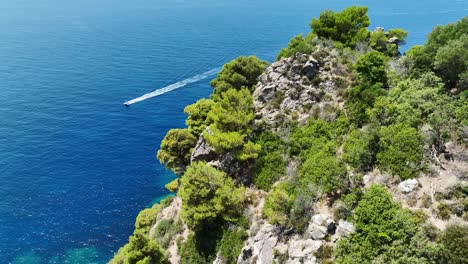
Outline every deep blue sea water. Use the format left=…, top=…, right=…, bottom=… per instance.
left=1, top=0, right=466, bottom=263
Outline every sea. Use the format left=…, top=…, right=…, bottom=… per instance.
left=1, top=0, right=466, bottom=263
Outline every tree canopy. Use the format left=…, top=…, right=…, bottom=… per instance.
left=310, top=6, right=370, bottom=48
left=178, top=162, right=245, bottom=230
left=210, top=56, right=268, bottom=95
left=157, top=129, right=197, bottom=175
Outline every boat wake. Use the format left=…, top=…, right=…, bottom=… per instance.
left=124, top=67, right=220, bottom=106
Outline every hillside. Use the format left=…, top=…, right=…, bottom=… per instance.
left=110, top=6, right=467, bottom=264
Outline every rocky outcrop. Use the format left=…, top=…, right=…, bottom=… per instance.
left=190, top=127, right=217, bottom=163
left=190, top=127, right=252, bottom=184
left=237, top=210, right=354, bottom=264
left=253, top=50, right=350, bottom=126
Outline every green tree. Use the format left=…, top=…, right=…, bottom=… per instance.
left=336, top=185, right=417, bottom=263
left=157, top=129, right=197, bottom=175
left=369, top=73, right=450, bottom=128
left=434, top=34, right=468, bottom=86
left=123, top=231, right=167, bottom=264
left=208, top=88, right=254, bottom=134
left=178, top=162, right=245, bottom=229
left=345, top=82, right=386, bottom=126
left=343, top=129, right=378, bottom=171
left=205, top=88, right=260, bottom=158
left=377, top=123, right=424, bottom=179
left=276, top=33, right=315, bottom=60
left=310, top=6, right=370, bottom=47
left=210, top=56, right=268, bottom=95
left=355, top=50, right=389, bottom=84
left=184, top=98, right=215, bottom=136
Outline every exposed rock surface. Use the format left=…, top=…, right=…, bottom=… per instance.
left=398, top=179, right=419, bottom=193
left=190, top=127, right=217, bottom=163
left=336, top=220, right=355, bottom=238
left=253, top=50, right=350, bottom=126
left=237, top=210, right=354, bottom=264
left=190, top=127, right=252, bottom=183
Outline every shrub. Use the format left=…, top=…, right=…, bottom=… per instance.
left=437, top=225, right=468, bottom=263
left=135, top=205, right=160, bottom=234
left=355, top=50, right=389, bottom=84
left=276, top=33, right=316, bottom=60
left=343, top=129, right=378, bottom=171
left=184, top=98, right=215, bottom=136
left=436, top=203, right=451, bottom=220
left=165, top=178, right=179, bottom=192
left=217, top=228, right=248, bottom=264
left=344, top=82, right=386, bottom=126
left=252, top=151, right=286, bottom=190
left=262, top=181, right=296, bottom=227
left=300, top=150, right=347, bottom=195
left=179, top=234, right=211, bottom=264
left=154, top=219, right=183, bottom=249
left=377, top=123, right=424, bottom=180
left=118, top=230, right=167, bottom=264
left=336, top=185, right=418, bottom=263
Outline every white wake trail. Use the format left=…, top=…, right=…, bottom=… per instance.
left=124, top=67, right=220, bottom=105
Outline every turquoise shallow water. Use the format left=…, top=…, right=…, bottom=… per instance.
left=1, top=0, right=466, bottom=263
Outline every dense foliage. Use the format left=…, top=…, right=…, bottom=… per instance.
left=157, top=129, right=197, bottom=175
left=210, top=56, right=268, bottom=95
left=178, top=162, right=245, bottom=230
left=310, top=6, right=370, bottom=48
left=336, top=185, right=419, bottom=263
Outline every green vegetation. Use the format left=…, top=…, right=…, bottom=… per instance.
left=377, top=123, right=424, bottom=179
left=343, top=129, right=377, bottom=171
left=135, top=205, right=160, bottom=234
left=184, top=98, right=215, bottom=136
left=252, top=151, right=285, bottom=190
left=217, top=228, right=248, bottom=264
left=205, top=87, right=261, bottom=161
left=116, top=7, right=468, bottom=264
left=300, top=148, right=347, bottom=195
left=336, top=185, right=419, bottom=263
left=210, top=56, right=268, bottom=95
left=154, top=219, right=183, bottom=249
left=438, top=225, right=468, bottom=263
left=178, top=162, right=245, bottom=230
left=310, top=6, right=370, bottom=48
left=355, top=50, right=389, bottom=84
left=157, top=129, right=197, bottom=175
left=408, top=17, right=468, bottom=88
left=262, top=181, right=297, bottom=227
left=111, top=230, right=167, bottom=264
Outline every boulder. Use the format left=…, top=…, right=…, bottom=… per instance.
left=307, top=214, right=336, bottom=239
left=398, top=179, right=419, bottom=193
left=336, top=220, right=355, bottom=237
